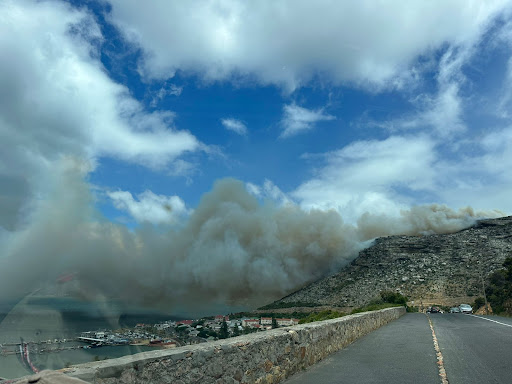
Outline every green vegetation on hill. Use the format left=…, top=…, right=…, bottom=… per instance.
left=351, top=302, right=402, bottom=314
left=258, top=301, right=320, bottom=310
left=229, top=311, right=312, bottom=319
left=486, top=257, right=512, bottom=315
left=299, top=310, right=346, bottom=324
left=351, top=291, right=410, bottom=314
left=296, top=291, right=410, bottom=324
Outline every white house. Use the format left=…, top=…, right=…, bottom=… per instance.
left=260, top=317, right=272, bottom=325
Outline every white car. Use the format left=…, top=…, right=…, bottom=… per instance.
left=459, top=304, right=473, bottom=314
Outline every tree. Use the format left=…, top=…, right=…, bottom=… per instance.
left=473, top=297, right=485, bottom=310
left=272, top=317, right=278, bottom=329
left=486, top=257, right=512, bottom=315
left=219, top=320, right=229, bottom=339
left=198, top=330, right=209, bottom=338
left=380, top=291, right=408, bottom=305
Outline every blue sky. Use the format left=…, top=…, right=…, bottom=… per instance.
left=1, top=0, right=512, bottom=312
left=3, top=0, right=512, bottom=226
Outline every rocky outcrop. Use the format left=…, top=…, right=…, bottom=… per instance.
left=274, top=216, right=512, bottom=309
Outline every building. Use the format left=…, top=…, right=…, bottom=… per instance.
left=276, top=318, right=299, bottom=327
left=260, top=317, right=272, bottom=325
left=215, top=315, right=230, bottom=322
left=242, top=319, right=260, bottom=328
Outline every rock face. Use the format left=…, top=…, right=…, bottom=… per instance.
left=274, top=216, right=512, bottom=309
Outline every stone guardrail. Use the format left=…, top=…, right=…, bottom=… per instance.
left=61, top=307, right=404, bottom=383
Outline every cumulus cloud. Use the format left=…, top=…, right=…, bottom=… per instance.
left=246, top=179, right=293, bottom=206
left=221, top=118, right=248, bottom=135
left=0, top=0, right=201, bottom=230
left=293, top=125, right=512, bottom=221
left=430, top=125, right=512, bottom=212
left=107, top=0, right=510, bottom=91
left=384, top=84, right=465, bottom=137
left=294, top=135, right=438, bottom=220
left=280, top=104, right=335, bottom=138
left=376, top=45, right=471, bottom=138
left=108, top=190, right=190, bottom=225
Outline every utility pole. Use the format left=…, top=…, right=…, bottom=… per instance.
left=480, top=273, right=489, bottom=315
left=478, top=259, right=489, bottom=315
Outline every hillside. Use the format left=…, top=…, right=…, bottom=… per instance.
left=267, top=216, right=512, bottom=311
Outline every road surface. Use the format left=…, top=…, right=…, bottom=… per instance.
left=284, top=313, right=512, bottom=384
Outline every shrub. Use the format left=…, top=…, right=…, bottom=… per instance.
left=258, top=301, right=319, bottom=310
left=350, top=303, right=400, bottom=314
left=473, top=297, right=485, bottom=310
left=380, top=291, right=408, bottom=305
left=486, top=257, right=512, bottom=315
left=299, top=310, right=346, bottom=324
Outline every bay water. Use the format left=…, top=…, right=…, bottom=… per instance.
left=0, top=297, right=179, bottom=379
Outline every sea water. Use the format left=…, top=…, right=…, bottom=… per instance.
left=0, top=297, right=178, bottom=379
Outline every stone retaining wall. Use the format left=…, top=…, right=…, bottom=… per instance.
left=65, top=307, right=405, bottom=384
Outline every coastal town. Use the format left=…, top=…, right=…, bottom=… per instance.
left=0, top=314, right=300, bottom=374
left=76, top=314, right=300, bottom=348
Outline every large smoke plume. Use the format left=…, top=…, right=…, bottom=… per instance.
left=0, top=160, right=503, bottom=316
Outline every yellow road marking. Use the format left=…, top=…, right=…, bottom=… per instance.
left=427, top=314, right=449, bottom=384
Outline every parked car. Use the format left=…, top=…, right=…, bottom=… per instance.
left=459, top=304, right=473, bottom=314
left=429, top=306, right=442, bottom=313
left=449, top=307, right=461, bottom=313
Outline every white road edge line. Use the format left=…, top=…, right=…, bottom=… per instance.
left=467, top=314, right=512, bottom=328
left=427, top=314, right=449, bottom=384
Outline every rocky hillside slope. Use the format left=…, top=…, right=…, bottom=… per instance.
left=271, top=216, right=512, bottom=310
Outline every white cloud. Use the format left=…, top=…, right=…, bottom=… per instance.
left=149, top=83, right=183, bottom=107
left=0, top=0, right=202, bottom=229
left=280, top=104, right=335, bottom=138
left=433, top=125, right=512, bottom=212
left=246, top=179, right=293, bottom=206
left=294, top=122, right=512, bottom=221
left=376, top=45, right=471, bottom=138
left=221, top=118, right=248, bottom=135
left=498, top=57, right=512, bottom=118
left=293, top=135, right=437, bottom=221
left=107, top=0, right=510, bottom=91
left=383, top=83, right=465, bottom=137
left=245, top=182, right=261, bottom=197
left=108, top=189, right=189, bottom=224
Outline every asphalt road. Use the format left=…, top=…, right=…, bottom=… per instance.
left=284, top=313, right=512, bottom=384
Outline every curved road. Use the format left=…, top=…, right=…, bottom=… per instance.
left=284, top=313, right=512, bottom=384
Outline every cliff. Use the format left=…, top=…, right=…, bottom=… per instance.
left=271, top=216, right=512, bottom=309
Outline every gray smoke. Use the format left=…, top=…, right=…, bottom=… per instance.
left=0, top=159, right=504, bottom=316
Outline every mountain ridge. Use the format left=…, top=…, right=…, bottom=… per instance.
left=267, top=216, right=512, bottom=311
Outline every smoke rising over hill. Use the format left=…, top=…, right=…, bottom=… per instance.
left=0, top=160, right=503, bottom=315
